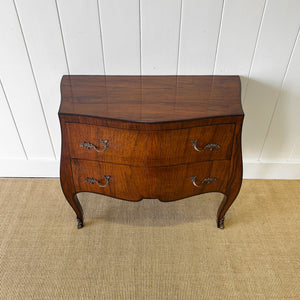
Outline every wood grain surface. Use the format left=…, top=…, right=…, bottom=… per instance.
left=71, top=159, right=230, bottom=201
left=59, top=75, right=244, bottom=228
left=66, top=122, right=235, bottom=166
left=59, top=75, right=242, bottom=122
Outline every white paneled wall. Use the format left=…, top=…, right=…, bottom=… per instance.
left=99, top=0, right=140, bottom=75
left=57, top=0, right=105, bottom=74
left=1, top=0, right=300, bottom=178
left=141, top=0, right=182, bottom=74
left=243, top=0, right=300, bottom=162
left=178, top=0, right=223, bottom=75
left=14, top=0, right=68, bottom=158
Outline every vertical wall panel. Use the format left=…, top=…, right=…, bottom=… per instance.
left=0, top=81, right=25, bottom=158
left=242, top=0, right=300, bottom=161
left=290, top=140, right=300, bottom=161
left=214, top=0, right=265, bottom=99
left=15, top=0, right=68, bottom=158
left=260, top=31, right=300, bottom=161
left=99, top=0, right=140, bottom=75
left=178, top=0, right=223, bottom=75
left=56, top=0, right=104, bottom=74
left=141, top=0, right=181, bottom=75
left=0, top=0, right=55, bottom=159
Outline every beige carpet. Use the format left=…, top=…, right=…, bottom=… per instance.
left=0, top=178, right=299, bottom=299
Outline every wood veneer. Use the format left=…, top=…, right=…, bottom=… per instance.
left=59, top=75, right=244, bottom=229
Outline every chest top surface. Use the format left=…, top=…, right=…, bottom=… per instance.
left=59, top=75, right=243, bottom=123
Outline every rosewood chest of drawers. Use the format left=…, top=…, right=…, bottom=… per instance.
left=59, top=75, right=244, bottom=229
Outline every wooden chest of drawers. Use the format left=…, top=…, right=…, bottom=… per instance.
left=59, top=76, right=244, bottom=229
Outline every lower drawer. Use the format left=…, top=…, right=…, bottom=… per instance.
left=71, top=159, right=230, bottom=201
left=71, top=159, right=143, bottom=201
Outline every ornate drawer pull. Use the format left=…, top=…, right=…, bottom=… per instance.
left=84, top=176, right=111, bottom=188
left=191, top=141, right=220, bottom=152
left=191, top=176, right=217, bottom=187
left=80, top=140, right=108, bottom=152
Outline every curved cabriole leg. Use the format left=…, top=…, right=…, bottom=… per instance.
left=76, top=215, right=84, bottom=229
left=217, top=189, right=241, bottom=229
left=71, top=194, right=83, bottom=229
left=60, top=117, right=84, bottom=229
left=64, top=192, right=84, bottom=229
left=217, top=215, right=225, bottom=229
left=216, top=117, right=243, bottom=229
left=217, top=194, right=228, bottom=229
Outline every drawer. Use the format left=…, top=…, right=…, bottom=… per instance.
left=71, top=159, right=145, bottom=201
left=157, top=160, right=230, bottom=200
left=67, top=123, right=235, bottom=166
left=67, top=123, right=149, bottom=166
left=71, top=159, right=230, bottom=201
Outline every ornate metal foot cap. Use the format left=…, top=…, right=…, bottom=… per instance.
left=217, top=217, right=225, bottom=229
left=76, top=217, right=84, bottom=229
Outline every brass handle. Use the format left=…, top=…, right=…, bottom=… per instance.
left=191, top=176, right=217, bottom=187
left=84, top=176, right=111, bottom=188
left=191, top=141, right=220, bottom=152
left=80, top=140, right=108, bottom=152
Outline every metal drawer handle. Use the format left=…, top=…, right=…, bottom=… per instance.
left=191, top=141, right=220, bottom=152
left=80, top=140, right=108, bottom=152
left=191, top=176, right=217, bottom=187
left=84, top=176, right=111, bottom=188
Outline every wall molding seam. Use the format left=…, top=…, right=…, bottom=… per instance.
left=212, top=0, right=225, bottom=75
left=0, top=79, right=28, bottom=159
left=12, top=0, right=57, bottom=160
left=176, top=0, right=183, bottom=75
left=242, top=0, right=268, bottom=104
left=258, top=23, right=300, bottom=161
left=243, top=161, right=300, bottom=179
left=96, top=0, right=106, bottom=75
left=138, top=0, right=142, bottom=75
left=54, top=0, right=70, bottom=75
left=0, top=159, right=59, bottom=177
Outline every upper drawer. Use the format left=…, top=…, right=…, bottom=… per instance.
left=66, top=123, right=235, bottom=166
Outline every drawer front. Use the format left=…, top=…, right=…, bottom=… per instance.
left=157, top=160, right=230, bottom=200
left=153, top=123, right=235, bottom=165
left=71, top=159, right=230, bottom=201
left=67, top=123, right=234, bottom=166
left=71, top=159, right=144, bottom=201
left=67, top=123, right=149, bottom=166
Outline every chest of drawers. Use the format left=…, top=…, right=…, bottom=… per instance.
left=59, top=75, right=244, bottom=229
